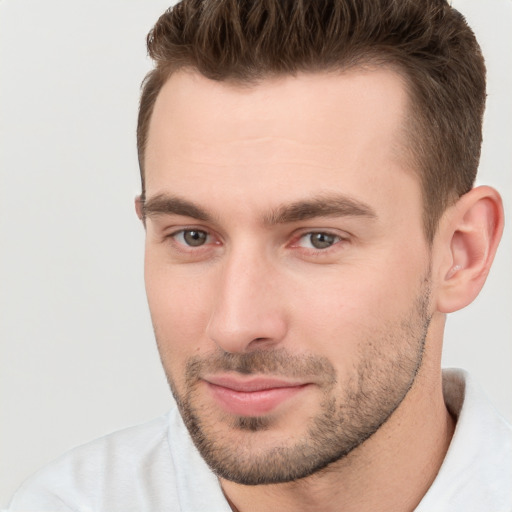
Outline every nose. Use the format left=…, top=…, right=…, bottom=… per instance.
left=206, top=246, right=288, bottom=354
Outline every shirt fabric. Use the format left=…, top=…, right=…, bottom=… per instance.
left=6, top=369, right=512, bottom=512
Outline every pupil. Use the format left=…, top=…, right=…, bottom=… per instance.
left=184, top=230, right=207, bottom=246
left=311, top=233, right=335, bottom=249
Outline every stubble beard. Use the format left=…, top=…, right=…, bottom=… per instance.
left=159, top=282, right=432, bottom=485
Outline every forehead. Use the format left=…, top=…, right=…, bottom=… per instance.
left=146, top=68, right=410, bottom=159
left=144, top=68, right=419, bottom=224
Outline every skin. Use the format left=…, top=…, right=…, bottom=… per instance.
left=138, top=68, right=503, bottom=511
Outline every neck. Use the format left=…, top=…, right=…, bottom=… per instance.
left=221, top=329, right=455, bottom=512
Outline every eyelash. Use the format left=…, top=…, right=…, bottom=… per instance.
left=167, top=228, right=218, bottom=253
left=166, top=227, right=348, bottom=256
left=292, top=231, right=345, bottom=251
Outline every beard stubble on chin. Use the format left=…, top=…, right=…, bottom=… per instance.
left=159, top=280, right=432, bottom=485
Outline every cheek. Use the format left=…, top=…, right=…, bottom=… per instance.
left=287, top=254, right=428, bottom=357
left=144, top=257, right=214, bottom=363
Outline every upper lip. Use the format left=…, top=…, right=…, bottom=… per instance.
left=203, top=375, right=308, bottom=392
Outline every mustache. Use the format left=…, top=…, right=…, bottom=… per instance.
left=185, top=348, right=337, bottom=385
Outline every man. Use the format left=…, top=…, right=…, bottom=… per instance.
left=7, top=0, right=511, bottom=510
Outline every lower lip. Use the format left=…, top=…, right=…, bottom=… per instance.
left=206, top=382, right=309, bottom=416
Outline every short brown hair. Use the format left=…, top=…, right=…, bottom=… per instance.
left=137, top=0, right=486, bottom=242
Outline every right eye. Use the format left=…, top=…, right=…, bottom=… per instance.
left=172, top=229, right=210, bottom=247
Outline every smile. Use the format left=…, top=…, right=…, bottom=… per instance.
left=203, top=375, right=311, bottom=416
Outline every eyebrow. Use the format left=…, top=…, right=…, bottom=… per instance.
left=142, top=193, right=377, bottom=225
left=143, top=194, right=212, bottom=222
left=264, top=194, right=377, bottom=225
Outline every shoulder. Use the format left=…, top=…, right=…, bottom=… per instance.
left=6, top=413, right=178, bottom=512
left=417, top=369, right=512, bottom=511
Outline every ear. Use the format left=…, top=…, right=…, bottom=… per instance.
left=435, top=186, right=504, bottom=313
left=135, top=195, right=145, bottom=223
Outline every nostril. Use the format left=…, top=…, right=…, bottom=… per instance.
left=246, top=337, right=277, bottom=352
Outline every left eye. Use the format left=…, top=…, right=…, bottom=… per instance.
left=298, top=232, right=341, bottom=250
left=173, top=229, right=210, bottom=247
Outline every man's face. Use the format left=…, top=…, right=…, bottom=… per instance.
left=142, top=69, right=433, bottom=484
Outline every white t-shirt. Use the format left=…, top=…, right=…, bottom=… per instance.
left=6, top=369, right=512, bottom=512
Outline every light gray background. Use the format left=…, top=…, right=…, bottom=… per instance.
left=1, top=0, right=510, bottom=506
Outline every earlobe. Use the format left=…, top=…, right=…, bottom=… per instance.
left=436, top=186, right=504, bottom=313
